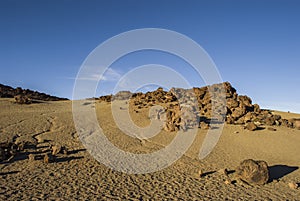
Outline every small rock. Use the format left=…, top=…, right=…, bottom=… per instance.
left=288, top=182, right=298, bottom=189
left=28, top=154, right=35, bottom=161
left=44, top=153, right=54, bottom=164
left=224, top=179, right=232, bottom=185
left=51, top=145, right=61, bottom=156
left=36, top=136, right=45, bottom=143
left=44, top=154, right=49, bottom=163
left=234, top=131, right=239, bottom=134
left=198, top=169, right=204, bottom=177
left=267, top=127, right=277, bottom=131
left=62, top=147, right=68, bottom=155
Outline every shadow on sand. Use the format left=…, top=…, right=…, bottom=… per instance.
left=268, top=165, right=299, bottom=182
left=0, top=170, right=19, bottom=176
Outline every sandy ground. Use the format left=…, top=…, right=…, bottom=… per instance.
left=0, top=98, right=300, bottom=200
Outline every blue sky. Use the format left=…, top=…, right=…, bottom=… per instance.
left=0, top=0, right=300, bottom=112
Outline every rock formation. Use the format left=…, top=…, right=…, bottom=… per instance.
left=98, top=82, right=296, bottom=132
left=0, top=84, right=68, bottom=101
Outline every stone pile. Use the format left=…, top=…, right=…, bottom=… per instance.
left=98, top=82, right=297, bottom=132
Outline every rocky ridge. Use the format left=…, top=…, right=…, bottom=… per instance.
left=0, top=84, right=68, bottom=102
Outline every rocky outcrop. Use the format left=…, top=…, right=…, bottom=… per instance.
left=98, top=82, right=296, bottom=132
left=0, top=84, right=68, bottom=101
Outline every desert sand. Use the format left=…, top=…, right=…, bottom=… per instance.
left=1, top=98, right=300, bottom=200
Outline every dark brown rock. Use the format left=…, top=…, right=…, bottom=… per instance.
left=235, top=159, right=269, bottom=185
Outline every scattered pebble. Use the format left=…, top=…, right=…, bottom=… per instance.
left=224, top=179, right=232, bottom=185
left=51, top=145, right=61, bottom=156
left=267, top=127, right=277, bottom=131
left=44, top=154, right=49, bottom=164
left=218, top=168, right=228, bottom=176
left=234, top=131, right=239, bottom=134
left=288, top=182, right=298, bottom=189
left=44, top=153, right=54, bottom=164
left=198, top=169, right=203, bottom=177
left=28, top=154, right=35, bottom=162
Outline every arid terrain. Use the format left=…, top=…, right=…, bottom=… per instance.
left=1, top=83, right=300, bottom=200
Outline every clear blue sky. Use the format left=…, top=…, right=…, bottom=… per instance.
left=1, top=0, right=299, bottom=112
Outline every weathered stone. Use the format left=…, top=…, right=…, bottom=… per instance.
left=235, top=159, right=269, bottom=185
left=199, top=121, right=210, bottom=129
left=231, top=106, right=247, bottom=120
left=226, top=116, right=235, bottom=124
left=280, top=119, right=293, bottom=128
left=265, top=116, right=276, bottom=126
left=28, top=154, right=35, bottom=161
left=44, top=153, right=54, bottom=163
left=238, top=95, right=252, bottom=107
left=253, top=104, right=261, bottom=113
left=51, top=145, right=62, bottom=156
left=245, top=122, right=258, bottom=131
left=227, top=98, right=239, bottom=109
left=15, top=136, right=37, bottom=151
left=288, top=182, right=298, bottom=189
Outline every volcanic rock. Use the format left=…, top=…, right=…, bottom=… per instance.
left=97, top=82, right=297, bottom=133
left=235, top=159, right=269, bottom=185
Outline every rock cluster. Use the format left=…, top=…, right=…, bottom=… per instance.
left=0, top=84, right=68, bottom=101
left=0, top=136, right=39, bottom=162
left=98, top=82, right=297, bottom=132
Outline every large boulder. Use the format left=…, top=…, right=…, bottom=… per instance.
left=235, top=159, right=269, bottom=185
